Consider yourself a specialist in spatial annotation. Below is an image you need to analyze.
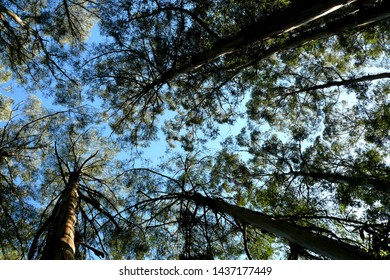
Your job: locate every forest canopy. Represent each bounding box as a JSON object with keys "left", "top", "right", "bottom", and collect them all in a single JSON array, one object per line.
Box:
[{"left": 0, "top": 0, "right": 389, "bottom": 260}]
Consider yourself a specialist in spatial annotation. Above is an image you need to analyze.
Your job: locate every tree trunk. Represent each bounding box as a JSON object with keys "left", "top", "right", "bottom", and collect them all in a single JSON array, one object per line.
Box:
[
  {"left": 147, "top": 1, "right": 390, "bottom": 89},
  {"left": 285, "top": 72, "right": 390, "bottom": 95},
  {"left": 187, "top": 0, "right": 355, "bottom": 67},
  {"left": 41, "top": 172, "right": 79, "bottom": 260},
  {"left": 291, "top": 171, "right": 390, "bottom": 194},
  {"left": 186, "top": 192, "right": 371, "bottom": 259}
]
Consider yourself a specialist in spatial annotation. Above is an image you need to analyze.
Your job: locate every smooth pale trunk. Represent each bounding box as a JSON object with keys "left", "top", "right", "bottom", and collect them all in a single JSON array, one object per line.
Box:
[
  {"left": 165, "top": 1, "right": 357, "bottom": 76},
  {"left": 188, "top": 1, "right": 356, "bottom": 66},
  {"left": 188, "top": 193, "right": 369, "bottom": 259},
  {"left": 148, "top": 1, "right": 390, "bottom": 88}
]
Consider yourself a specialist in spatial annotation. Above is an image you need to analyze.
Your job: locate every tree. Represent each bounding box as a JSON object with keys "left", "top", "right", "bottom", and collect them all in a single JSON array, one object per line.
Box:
[
  {"left": 118, "top": 150, "right": 385, "bottom": 259},
  {"left": 0, "top": 95, "right": 67, "bottom": 259},
  {"left": 185, "top": 192, "right": 369, "bottom": 260},
  {"left": 0, "top": 0, "right": 98, "bottom": 102},
  {"left": 0, "top": 0, "right": 389, "bottom": 260},
  {"left": 84, "top": 0, "right": 390, "bottom": 145},
  {"left": 26, "top": 114, "right": 135, "bottom": 260}
]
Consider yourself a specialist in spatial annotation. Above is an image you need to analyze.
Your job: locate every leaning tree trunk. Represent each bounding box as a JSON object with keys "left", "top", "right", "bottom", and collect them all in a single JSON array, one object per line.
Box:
[
  {"left": 147, "top": 0, "right": 390, "bottom": 92},
  {"left": 291, "top": 170, "right": 390, "bottom": 194},
  {"left": 150, "top": 1, "right": 356, "bottom": 83},
  {"left": 41, "top": 172, "right": 80, "bottom": 260},
  {"left": 186, "top": 192, "right": 371, "bottom": 260},
  {"left": 186, "top": 0, "right": 354, "bottom": 66}
]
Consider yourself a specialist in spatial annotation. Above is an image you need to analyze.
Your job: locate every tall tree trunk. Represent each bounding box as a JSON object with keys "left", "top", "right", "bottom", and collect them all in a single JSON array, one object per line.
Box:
[
  {"left": 41, "top": 172, "right": 80, "bottom": 260},
  {"left": 187, "top": 0, "right": 355, "bottom": 67},
  {"left": 291, "top": 171, "right": 390, "bottom": 194},
  {"left": 147, "top": 1, "right": 390, "bottom": 90},
  {"left": 186, "top": 192, "right": 371, "bottom": 259}
]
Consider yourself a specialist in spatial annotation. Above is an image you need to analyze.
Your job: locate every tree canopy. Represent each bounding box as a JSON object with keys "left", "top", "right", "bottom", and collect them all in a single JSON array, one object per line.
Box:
[{"left": 0, "top": 0, "right": 389, "bottom": 260}]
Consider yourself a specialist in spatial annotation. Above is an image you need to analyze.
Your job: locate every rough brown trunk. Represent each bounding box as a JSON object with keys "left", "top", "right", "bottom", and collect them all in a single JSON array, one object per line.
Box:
[
  {"left": 41, "top": 172, "right": 79, "bottom": 260},
  {"left": 187, "top": 192, "right": 370, "bottom": 259}
]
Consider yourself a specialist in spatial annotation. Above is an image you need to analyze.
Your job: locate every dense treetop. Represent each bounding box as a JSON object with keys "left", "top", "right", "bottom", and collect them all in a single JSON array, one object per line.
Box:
[{"left": 0, "top": 0, "right": 389, "bottom": 260}]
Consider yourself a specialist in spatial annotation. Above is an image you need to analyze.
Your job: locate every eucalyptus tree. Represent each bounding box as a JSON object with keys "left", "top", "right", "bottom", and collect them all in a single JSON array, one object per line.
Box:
[
  {"left": 25, "top": 112, "right": 139, "bottom": 260},
  {"left": 0, "top": 0, "right": 98, "bottom": 99},
  {"left": 1, "top": 0, "right": 389, "bottom": 260},
  {"left": 0, "top": 95, "right": 68, "bottom": 259},
  {"left": 211, "top": 127, "right": 390, "bottom": 258},
  {"left": 113, "top": 155, "right": 247, "bottom": 260},
  {"left": 120, "top": 151, "right": 385, "bottom": 260},
  {"left": 83, "top": 0, "right": 390, "bottom": 147},
  {"left": 0, "top": 98, "right": 150, "bottom": 260},
  {"left": 79, "top": 0, "right": 389, "bottom": 259}
]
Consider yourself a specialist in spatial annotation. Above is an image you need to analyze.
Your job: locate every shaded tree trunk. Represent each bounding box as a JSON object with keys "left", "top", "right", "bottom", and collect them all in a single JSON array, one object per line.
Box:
[
  {"left": 291, "top": 171, "right": 390, "bottom": 193},
  {"left": 184, "top": 0, "right": 356, "bottom": 70},
  {"left": 41, "top": 172, "right": 80, "bottom": 260},
  {"left": 283, "top": 72, "right": 390, "bottom": 95},
  {"left": 186, "top": 192, "right": 371, "bottom": 259},
  {"left": 147, "top": 0, "right": 390, "bottom": 90}
]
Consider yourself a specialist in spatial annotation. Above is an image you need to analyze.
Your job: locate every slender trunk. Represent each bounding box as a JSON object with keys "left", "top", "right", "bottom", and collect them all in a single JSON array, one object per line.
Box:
[
  {"left": 186, "top": 192, "right": 370, "bottom": 259},
  {"left": 186, "top": 1, "right": 356, "bottom": 69},
  {"left": 291, "top": 171, "right": 390, "bottom": 194},
  {"left": 41, "top": 172, "right": 79, "bottom": 260},
  {"left": 285, "top": 72, "right": 390, "bottom": 95},
  {"left": 148, "top": 1, "right": 390, "bottom": 89},
  {"left": 227, "top": 1, "right": 390, "bottom": 71}
]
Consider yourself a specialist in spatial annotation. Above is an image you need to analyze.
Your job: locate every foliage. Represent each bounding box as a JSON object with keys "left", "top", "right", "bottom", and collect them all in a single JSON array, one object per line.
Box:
[{"left": 0, "top": 0, "right": 389, "bottom": 260}]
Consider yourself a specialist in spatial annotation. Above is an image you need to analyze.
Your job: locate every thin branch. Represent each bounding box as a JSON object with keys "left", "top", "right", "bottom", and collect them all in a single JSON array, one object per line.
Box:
[
  {"left": 79, "top": 191, "right": 121, "bottom": 231},
  {"left": 0, "top": 3, "right": 78, "bottom": 84},
  {"left": 131, "top": 5, "right": 220, "bottom": 39},
  {"left": 235, "top": 220, "right": 253, "bottom": 260},
  {"left": 129, "top": 168, "right": 183, "bottom": 188},
  {"left": 79, "top": 206, "right": 108, "bottom": 258},
  {"left": 54, "top": 142, "right": 68, "bottom": 186},
  {"left": 27, "top": 215, "right": 54, "bottom": 260},
  {"left": 282, "top": 72, "right": 390, "bottom": 95},
  {"left": 0, "top": 197, "right": 26, "bottom": 258}
]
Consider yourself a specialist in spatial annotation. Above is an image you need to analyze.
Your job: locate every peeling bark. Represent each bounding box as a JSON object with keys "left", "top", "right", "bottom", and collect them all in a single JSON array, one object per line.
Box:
[{"left": 41, "top": 172, "right": 79, "bottom": 260}]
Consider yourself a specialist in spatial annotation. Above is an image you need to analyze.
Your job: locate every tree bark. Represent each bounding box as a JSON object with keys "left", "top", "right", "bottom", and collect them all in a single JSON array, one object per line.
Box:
[
  {"left": 186, "top": 192, "right": 371, "bottom": 259},
  {"left": 225, "top": 1, "right": 390, "bottom": 72},
  {"left": 284, "top": 72, "right": 390, "bottom": 95},
  {"left": 176, "top": 1, "right": 347, "bottom": 72},
  {"left": 41, "top": 172, "right": 79, "bottom": 260},
  {"left": 146, "top": 1, "right": 390, "bottom": 90},
  {"left": 186, "top": 1, "right": 356, "bottom": 69},
  {"left": 291, "top": 171, "right": 390, "bottom": 194}
]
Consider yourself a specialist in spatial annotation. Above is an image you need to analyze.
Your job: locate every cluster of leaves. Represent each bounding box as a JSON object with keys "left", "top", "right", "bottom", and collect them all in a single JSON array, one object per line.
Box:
[{"left": 0, "top": 0, "right": 389, "bottom": 259}]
